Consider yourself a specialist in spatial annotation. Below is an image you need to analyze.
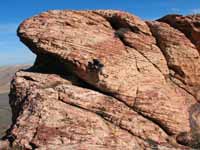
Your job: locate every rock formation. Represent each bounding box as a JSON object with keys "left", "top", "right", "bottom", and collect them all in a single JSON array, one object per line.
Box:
[{"left": 1, "top": 10, "right": 200, "bottom": 149}]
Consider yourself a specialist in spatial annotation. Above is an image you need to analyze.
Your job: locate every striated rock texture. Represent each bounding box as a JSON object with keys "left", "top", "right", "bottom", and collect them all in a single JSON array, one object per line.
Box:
[
  {"left": 1, "top": 10, "right": 200, "bottom": 149},
  {"left": 158, "top": 14, "right": 200, "bottom": 51}
]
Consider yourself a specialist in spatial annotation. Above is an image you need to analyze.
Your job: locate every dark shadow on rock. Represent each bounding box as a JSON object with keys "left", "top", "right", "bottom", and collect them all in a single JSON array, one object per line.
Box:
[{"left": 177, "top": 103, "right": 200, "bottom": 148}]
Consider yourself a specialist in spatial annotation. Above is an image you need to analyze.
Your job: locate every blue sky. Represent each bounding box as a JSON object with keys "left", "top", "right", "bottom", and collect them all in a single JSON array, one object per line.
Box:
[{"left": 0, "top": 0, "right": 200, "bottom": 66}]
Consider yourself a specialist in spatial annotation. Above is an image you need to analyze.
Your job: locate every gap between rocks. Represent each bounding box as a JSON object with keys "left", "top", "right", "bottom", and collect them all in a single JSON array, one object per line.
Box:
[{"left": 146, "top": 22, "right": 198, "bottom": 101}]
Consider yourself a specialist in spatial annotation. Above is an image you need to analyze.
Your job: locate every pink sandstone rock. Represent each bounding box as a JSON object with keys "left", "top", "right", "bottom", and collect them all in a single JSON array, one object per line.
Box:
[{"left": 1, "top": 10, "right": 200, "bottom": 149}]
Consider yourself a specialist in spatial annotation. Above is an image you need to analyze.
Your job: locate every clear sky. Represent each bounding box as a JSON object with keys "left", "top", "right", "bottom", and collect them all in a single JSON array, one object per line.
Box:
[{"left": 0, "top": 0, "right": 200, "bottom": 66}]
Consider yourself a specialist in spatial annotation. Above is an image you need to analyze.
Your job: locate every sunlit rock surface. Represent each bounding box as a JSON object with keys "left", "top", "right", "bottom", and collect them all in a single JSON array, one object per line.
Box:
[{"left": 1, "top": 10, "right": 200, "bottom": 149}]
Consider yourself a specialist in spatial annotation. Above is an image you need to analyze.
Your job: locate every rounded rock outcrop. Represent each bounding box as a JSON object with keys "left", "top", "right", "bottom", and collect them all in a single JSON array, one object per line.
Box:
[{"left": 1, "top": 10, "right": 200, "bottom": 149}]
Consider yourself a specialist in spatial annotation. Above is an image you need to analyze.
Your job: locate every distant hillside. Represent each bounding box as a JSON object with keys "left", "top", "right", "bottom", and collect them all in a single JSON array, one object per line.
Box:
[
  {"left": 0, "top": 64, "right": 31, "bottom": 94},
  {"left": 0, "top": 93, "right": 11, "bottom": 136},
  {"left": 0, "top": 64, "right": 31, "bottom": 137}
]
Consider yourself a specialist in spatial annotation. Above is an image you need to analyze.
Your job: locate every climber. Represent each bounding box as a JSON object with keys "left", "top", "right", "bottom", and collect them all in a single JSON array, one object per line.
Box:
[{"left": 88, "top": 59, "right": 108, "bottom": 78}]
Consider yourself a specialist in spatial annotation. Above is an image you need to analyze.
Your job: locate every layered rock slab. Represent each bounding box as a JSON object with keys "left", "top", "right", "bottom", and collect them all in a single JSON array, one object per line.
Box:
[
  {"left": 1, "top": 10, "right": 200, "bottom": 149},
  {"left": 7, "top": 71, "right": 176, "bottom": 149}
]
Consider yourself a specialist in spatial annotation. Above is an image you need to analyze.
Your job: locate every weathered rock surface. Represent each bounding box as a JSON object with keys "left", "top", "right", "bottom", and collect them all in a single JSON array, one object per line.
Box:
[
  {"left": 1, "top": 10, "right": 200, "bottom": 149},
  {"left": 158, "top": 14, "right": 200, "bottom": 51}
]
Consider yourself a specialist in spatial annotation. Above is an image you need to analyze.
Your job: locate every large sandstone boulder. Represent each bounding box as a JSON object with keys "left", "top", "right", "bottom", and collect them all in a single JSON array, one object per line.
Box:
[{"left": 1, "top": 10, "right": 200, "bottom": 149}]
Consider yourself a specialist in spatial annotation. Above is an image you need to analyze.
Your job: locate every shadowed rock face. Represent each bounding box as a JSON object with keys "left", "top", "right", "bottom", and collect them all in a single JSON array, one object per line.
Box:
[
  {"left": 1, "top": 10, "right": 200, "bottom": 149},
  {"left": 158, "top": 14, "right": 200, "bottom": 51}
]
